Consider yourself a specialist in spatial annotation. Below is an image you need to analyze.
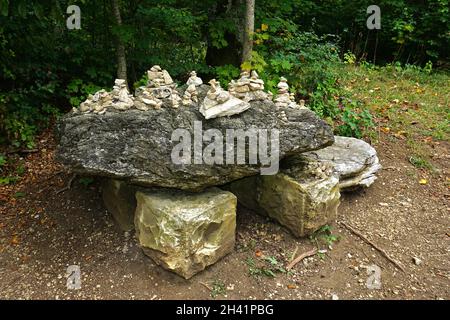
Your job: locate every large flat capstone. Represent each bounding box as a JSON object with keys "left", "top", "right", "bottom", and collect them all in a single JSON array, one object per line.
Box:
[{"left": 56, "top": 89, "right": 334, "bottom": 191}]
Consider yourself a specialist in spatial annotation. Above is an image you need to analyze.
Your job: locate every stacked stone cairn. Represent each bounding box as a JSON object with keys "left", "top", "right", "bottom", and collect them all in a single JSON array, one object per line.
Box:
[
  {"left": 135, "top": 65, "right": 181, "bottom": 110},
  {"left": 75, "top": 79, "right": 134, "bottom": 114},
  {"left": 199, "top": 79, "right": 251, "bottom": 119},
  {"left": 228, "top": 70, "right": 268, "bottom": 102},
  {"left": 182, "top": 71, "right": 203, "bottom": 106},
  {"left": 59, "top": 65, "right": 382, "bottom": 279},
  {"left": 274, "top": 76, "right": 300, "bottom": 109}
]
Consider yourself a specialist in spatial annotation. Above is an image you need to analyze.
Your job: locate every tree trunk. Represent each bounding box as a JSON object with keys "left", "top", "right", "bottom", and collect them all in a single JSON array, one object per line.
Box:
[
  {"left": 241, "top": 0, "right": 254, "bottom": 64},
  {"left": 111, "top": 0, "right": 128, "bottom": 84}
]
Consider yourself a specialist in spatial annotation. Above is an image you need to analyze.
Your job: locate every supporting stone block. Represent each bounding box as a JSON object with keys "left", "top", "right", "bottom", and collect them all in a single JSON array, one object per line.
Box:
[{"left": 134, "top": 187, "right": 237, "bottom": 279}]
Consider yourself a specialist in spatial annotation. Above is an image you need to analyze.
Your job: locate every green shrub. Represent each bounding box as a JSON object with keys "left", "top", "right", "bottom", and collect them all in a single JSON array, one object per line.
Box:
[
  {"left": 336, "top": 99, "right": 374, "bottom": 138},
  {"left": 215, "top": 64, "right": 240, "bottom": 88},
  {"left": 0, "top": 89, "right": 59, "bottom": 149},
  {"left": 244, "top": 22, "right": 342, "bottom": 118},
  {"left": 66, "top": 79, "right": 104, "bottom": 108},
  {"left": 246, "top": 23, "right": 375, "bottom": 138}
]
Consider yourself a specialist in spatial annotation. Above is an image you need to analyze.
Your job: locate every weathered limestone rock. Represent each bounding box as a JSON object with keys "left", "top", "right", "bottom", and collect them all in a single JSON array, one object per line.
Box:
[
  {"left": 199, "top": 79, "right": 251, "bottom": 119},
  {"left": 56, "top": 92, "right": 334, "bottom": 191},
  {"left": 302, "top": 136, "right": 382, "bottom": 190},
  {"left": 101, "top": 179, "right": 136, "bottom": 231},
  {"left": 134, "top": 188, "right": 237, "bottom": 279},
  {"left": 226, "top": 157, "right": 340, "bottom": 237}
]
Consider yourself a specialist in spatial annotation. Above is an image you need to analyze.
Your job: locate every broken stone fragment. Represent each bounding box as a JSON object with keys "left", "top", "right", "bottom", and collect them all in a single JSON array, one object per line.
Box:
[
  {"left": 226, "top": 157, "right": 340, "bottom": 237},
  {"left": 162, "top": 70, "right": 174, "bottom": 85},
  {"left": 301, "top": 136, "right": 382, "bottom": 190},
  {"left": 199, "top": 79, "right": 251, "bottom": 119},
  {"left": 79, "top": 100, "right": 92, "bottom": 113},
  {"left": 147, "top": 65, "right": 162, "bottom": 80},
  {"left": 134, "top": 187, "right": 237, "bottom": 279},
  {"left": 200, "top": 95, "right": 250, "bottom": 119},
  {"left": 234, "top": 85, "right": 250, "bottom": 93},
  {"left": 101, "top": 179, "right": 136, "bottom": 231}
]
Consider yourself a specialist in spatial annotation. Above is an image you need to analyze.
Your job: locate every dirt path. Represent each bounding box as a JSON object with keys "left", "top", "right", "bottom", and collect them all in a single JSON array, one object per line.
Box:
[{"left": 0, "top": 132, "right": 449, "bottom": 300}]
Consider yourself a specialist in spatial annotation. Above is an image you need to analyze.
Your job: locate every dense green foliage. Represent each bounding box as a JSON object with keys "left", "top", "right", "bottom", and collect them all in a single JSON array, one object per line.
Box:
[{"left": 0, "top": 0, "right": 448, "bottom": 148}]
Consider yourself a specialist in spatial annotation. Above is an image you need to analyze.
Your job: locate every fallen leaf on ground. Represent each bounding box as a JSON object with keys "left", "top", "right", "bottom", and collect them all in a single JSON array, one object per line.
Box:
[
  {"left": 394, "top": 130, "right": 407, "bottom": 139},
  {"left": 11, "top": 235, "right": 20, "bottom": 245},
  {"left": 419, "top": 179, "right": 428, "bottom": 185},
  {"left": 287, "top": 284, "right": 297, "bottom": 289}
]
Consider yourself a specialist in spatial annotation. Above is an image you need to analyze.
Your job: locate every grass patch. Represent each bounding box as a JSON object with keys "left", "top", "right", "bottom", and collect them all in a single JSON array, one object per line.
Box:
[
  {"left": 210, "top": 280, "right": 226, "bottom": 299},
  {"left": 408, "top": 154, "right": 433, "bottom": 170},
  {"left": 339, "top": 64, "right": 449, "bottom": 142},
  {"left": 338, "top": 63, "right": 449, "bottom": 172},
  {"left": 246, "top": 256, "right": 287, "bottom": 278}
]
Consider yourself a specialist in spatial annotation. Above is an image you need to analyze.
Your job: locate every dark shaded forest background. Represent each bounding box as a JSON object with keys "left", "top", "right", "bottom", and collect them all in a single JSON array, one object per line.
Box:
[{"left": 0, "top": 0, "right": 448, "bottom": 148}]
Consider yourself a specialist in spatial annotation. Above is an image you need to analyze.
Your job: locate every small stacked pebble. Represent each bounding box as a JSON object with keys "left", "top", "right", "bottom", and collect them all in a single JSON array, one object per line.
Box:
[
  {"left": 111, "top": 79, "right": 134, "bottom": 111},
  {"left": 182, "top": 71, "right": 203, "bottom": 106},
  {"left": 78, "top": 89, "right": 111, "bottom": 114},
  {"left": 274, "top": 77, "right": 291, "bottom": 108},
  {"left": 206, "top": 79, "right": 231, "bottom": 103},
  {"left": 135, "top": 65, "right": 181, "bottom": 109},
  {"left": 76, "top": 79, "right": 133, "bottom": 114},
  {"left": 229, "top": 70, "right": 267, "bottom": 102},
  {"left": 186, "top": 71, "right": 203, "bottom": 87}
]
